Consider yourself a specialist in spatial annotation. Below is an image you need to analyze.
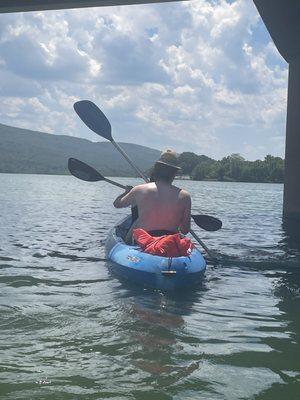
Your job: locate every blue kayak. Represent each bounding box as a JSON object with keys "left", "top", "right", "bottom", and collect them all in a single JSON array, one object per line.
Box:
[{"left": 105, "top": 216, "right": 206, "bottom": 290}]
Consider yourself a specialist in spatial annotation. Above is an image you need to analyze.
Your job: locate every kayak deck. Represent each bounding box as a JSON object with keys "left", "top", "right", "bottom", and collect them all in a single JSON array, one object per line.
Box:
[{"left": 105, "top": 215, "right": 206, "bottom": 290}]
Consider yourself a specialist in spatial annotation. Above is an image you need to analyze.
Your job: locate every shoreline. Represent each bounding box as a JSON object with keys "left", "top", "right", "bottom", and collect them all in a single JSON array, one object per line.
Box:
[{"left": 0, "top": 171, "right": 284, "bottom": 184}]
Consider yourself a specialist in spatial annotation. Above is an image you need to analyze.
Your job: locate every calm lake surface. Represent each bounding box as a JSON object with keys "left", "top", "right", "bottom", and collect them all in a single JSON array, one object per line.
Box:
[{"left": 0, "top": 173, "right": 299, "bottom": 399}]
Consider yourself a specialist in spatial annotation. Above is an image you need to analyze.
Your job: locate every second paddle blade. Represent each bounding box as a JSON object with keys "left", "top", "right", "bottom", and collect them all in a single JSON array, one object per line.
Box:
[
  {"left": 68, "top": 158, "right": 103, "bottom": 182},
  {"left": 192, "top": 215, "right": 222, "bottom": 231},
  {"left": 74, "top": 100, "right": 112, "bottom": 141}
]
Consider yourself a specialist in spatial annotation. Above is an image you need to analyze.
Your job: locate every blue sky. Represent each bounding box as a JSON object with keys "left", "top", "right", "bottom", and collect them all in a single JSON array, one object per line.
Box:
[{"left": 0, "top": 0, "right": 288, "bottom": 160}]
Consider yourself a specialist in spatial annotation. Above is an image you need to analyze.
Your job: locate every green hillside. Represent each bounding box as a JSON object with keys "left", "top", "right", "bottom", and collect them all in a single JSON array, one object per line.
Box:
[{"left": 0, "top": 123, "right": 161, "bottom": 176}]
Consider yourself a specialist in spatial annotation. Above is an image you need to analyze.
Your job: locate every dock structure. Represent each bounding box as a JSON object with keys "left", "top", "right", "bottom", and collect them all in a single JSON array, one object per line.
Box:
[
  {"left": 1, "top": 0, "right": 299, "bottom": 225},
  {"left": 253, "top": 1, "right": 300, "bottom": 226},
  {"left": 0, "top": 0, "right": 181, "bottom": 13}
]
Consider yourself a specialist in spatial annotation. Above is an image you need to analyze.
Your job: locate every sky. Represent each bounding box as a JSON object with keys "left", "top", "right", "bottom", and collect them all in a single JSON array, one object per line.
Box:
[{"left": 0, "top": 0, "right": 288, "bottom": 160}]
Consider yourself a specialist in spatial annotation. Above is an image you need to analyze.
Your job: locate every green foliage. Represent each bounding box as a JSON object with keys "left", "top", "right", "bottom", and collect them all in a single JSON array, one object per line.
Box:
[
  {"left": 0, "top": 123, "right": 161, "bottom": 176},
  {"left": 178, "top": 152, "right": 284, "bottom": 183},
  {"left": 177, "top": 152, "right": 212, "bottom": 175},
  {"left": 0, "top": 123, "right": 285, "bottom": 184},
  {"left": 191, "top": 160, "right": 215, "bottom": 181}
]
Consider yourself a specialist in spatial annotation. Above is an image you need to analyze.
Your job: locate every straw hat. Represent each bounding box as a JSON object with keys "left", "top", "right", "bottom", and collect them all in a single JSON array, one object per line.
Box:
[{"left": 155, "top": 149, "right": 181, "bottom": 170}]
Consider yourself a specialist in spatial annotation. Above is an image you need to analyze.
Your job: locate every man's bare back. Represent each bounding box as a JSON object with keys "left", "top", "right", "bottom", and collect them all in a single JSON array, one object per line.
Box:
[{"left": 113, "top": 181, "right": 191, "bottom": 234}]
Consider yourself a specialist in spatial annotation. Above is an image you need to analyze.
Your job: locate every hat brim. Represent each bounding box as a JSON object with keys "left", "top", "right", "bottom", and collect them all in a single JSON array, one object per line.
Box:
[{"left": 155, "top": 160, "right": 181, "bottom": 170}]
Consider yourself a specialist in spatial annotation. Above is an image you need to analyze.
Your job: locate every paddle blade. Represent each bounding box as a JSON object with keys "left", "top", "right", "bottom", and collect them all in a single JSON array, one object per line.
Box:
[
  {"left": 74, "top": 100, "right": 112, "bottom": 141},
  {"left": 192, "top": 215, "right": 222, "bottom": 232},
  {"left": 68, "top": 158, "right": 104, "bottom": 182}
]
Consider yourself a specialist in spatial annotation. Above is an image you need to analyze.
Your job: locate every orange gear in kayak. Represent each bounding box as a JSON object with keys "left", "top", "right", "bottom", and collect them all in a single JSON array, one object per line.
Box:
[{"left": 133, "top": 229, "right": 194, "bottom": 257}]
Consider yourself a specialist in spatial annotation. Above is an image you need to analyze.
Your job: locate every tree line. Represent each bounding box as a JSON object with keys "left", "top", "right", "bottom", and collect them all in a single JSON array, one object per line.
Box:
[{"left": 177, "top": 152, "right": 284, "bottom": 183}]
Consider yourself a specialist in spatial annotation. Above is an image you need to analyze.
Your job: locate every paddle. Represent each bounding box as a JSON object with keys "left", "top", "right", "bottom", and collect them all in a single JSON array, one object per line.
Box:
[
  {"left": 68, "top": 158, "right": 222, "bottom": 233},
  {"left": 74, "top": 100, "right": 148, "bottom": 181},
  {"left": 73, "top": 100, "right": 218, "bottom": 260},
  {"left": 68, "top": 157, "right": 125, "bottom": 189},
  {"left": 192, "top": 214, "right": 222, "bottom": 232}
]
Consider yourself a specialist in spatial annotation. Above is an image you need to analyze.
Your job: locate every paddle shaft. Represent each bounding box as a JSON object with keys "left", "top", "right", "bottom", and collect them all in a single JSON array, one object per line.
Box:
[
  {"left": 105, "top": 176, "right": 127, "bottom": 189},
  {"left": 189, "top": 230, "right": 213, "bottom": 257},
  {"left": 112, "top": 140, "right": 149, "bottom": 182}
]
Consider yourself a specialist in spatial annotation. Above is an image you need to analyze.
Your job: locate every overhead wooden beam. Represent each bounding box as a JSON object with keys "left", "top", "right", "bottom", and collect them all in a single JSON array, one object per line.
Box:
[{"left": 0, "top": 0, "right": 184, "bottom": 14}]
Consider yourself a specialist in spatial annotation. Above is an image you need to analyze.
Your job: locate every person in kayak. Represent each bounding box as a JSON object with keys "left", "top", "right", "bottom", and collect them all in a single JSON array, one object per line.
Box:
[{"left": 113, "top": 150, "right": 191, "bottom": 242}]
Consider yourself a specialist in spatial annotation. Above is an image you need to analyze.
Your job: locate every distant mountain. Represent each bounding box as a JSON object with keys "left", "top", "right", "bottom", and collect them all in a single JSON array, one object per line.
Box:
[{"left": 0, "top": 123, "right": 161, "bottom": 176}]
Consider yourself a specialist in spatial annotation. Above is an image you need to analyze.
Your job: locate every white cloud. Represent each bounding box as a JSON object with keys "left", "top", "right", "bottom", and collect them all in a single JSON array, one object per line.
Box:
[{"left": 0, "top": 0, "right": 288, "bottom": 160}]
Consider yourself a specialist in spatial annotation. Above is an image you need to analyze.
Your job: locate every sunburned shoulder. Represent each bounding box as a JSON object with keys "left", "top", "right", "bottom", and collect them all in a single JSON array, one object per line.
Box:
[
  {"left": 132, "top": 183, "right": 154, "bottom": 192},
  {"left": 169, "top": 185, "right": 191, "bottom": 200},
  {"left": 178, "top": 188, "right": 191, "bottom": 200}
]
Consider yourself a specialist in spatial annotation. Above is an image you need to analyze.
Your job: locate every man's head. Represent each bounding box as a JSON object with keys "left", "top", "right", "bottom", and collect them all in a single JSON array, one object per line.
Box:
[{"left": 151, "top": 149, "right": 181, "bottom": 183}]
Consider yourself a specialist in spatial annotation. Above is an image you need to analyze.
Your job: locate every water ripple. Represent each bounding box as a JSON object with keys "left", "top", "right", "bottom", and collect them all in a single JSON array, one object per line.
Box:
[{"left": 0, "top": 175, "right": 299, "bottom": 399}]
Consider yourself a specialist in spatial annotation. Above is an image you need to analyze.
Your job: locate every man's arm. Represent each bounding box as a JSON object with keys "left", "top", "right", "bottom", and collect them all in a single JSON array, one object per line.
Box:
[
  {"left": 113, "top": 186, "right": 136, "bottom": 208},
  {"left": 179, "top": 191, "right": 191, "bottom": 234}
]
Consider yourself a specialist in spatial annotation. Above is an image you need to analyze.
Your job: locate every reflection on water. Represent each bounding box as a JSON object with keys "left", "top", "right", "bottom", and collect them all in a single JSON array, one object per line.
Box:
[
  {"left": 255, "top": 268, "right": 300, "bottom": 400},
  {"left": 0, "top": 174, "right": 299, "bottom": 399},
  {"left": 281, "top": 219, "right": 300, "bottom": 258}
]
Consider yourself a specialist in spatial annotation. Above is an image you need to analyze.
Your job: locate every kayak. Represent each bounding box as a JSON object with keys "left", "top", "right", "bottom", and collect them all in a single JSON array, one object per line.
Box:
[{"left": 105, "top": 216, "right": 206, "bottom": 290}]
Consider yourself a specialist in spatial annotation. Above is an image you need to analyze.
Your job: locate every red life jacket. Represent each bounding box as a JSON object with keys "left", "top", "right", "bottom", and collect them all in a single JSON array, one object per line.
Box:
[{"left": 133, "top": 229, "right": 194, "bottom": 257}]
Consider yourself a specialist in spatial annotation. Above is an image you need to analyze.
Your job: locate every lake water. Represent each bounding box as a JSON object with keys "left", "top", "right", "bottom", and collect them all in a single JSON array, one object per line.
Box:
[{"left": 0, "top": 174, "right": 299, "bottom": 399}]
